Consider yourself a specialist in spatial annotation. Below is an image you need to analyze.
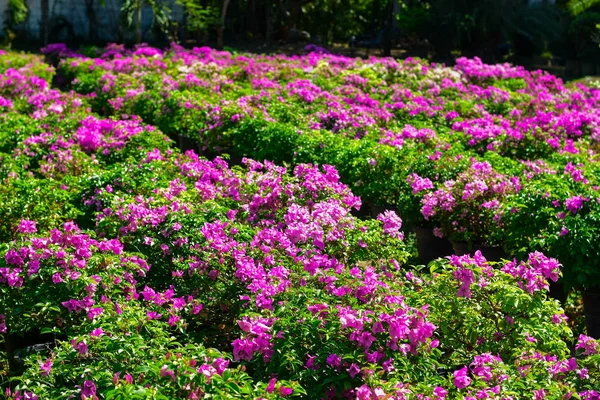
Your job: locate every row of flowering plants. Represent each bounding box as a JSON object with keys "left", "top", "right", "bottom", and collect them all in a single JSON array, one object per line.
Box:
[
  {"left": 49, "top": 43, "right": 600, "bottom": 297},
  {"left": 0, "top": 48, "right": 599, "bottom": 398}
]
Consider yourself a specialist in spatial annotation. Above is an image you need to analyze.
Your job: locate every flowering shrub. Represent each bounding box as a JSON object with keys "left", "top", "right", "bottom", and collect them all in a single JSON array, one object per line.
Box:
[
  {"left": 1, "top": 46, "right": 600, "bottom": 399},
  {"left": 418, "top": 159, "right": 521, "bottom": 245}
]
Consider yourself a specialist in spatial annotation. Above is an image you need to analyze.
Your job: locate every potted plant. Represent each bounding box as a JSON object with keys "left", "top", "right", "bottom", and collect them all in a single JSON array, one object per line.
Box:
[
  {"left": 419, "top": 158, "right": 520, "bottom": 261},
  {"left": 395, "top": 141, "right": 471, "bottom": 264}
]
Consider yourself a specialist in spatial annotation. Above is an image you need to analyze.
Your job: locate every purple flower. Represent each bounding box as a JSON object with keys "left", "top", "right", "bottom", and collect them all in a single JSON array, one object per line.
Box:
[
  {"left": 433, "top": 386, "right": 448, "bottom": 399},
  {"left": 305, "top": 354, "right": 319, "bottom": 370},
  {"left": 565, "top": 195, "right": 584, "bottom": 214},
  {"left": 5, "top": 249, "right": 24, "bottom": 266},
  {"left": 18, "top": 220, "right": 37, "bottom": 234},
  {"left": 90, "top": 328, "right": 103, "bottom": 337},
  {"left": 347, "top": 363, "right": 361, "bottom": 378},
  {"left": 382, "top": 357, "right": 395, "bottom": 373},
  {"left": 326, "top": 353, "right": 342, "bottom": 368},
  {"left": 266, "top": 378, "right": 277, "bottom": 393},
  {"left": 72, "top": 339, "right": 88, "bottom": 355},
  {"left": 356, "top": 385, "right": 373, "bottom": 400},
  {"left": 81, "top": 380, "right": 96, "bottom": 399},
  {"left": 576, "top": 335, "right": 598, "bottom": 355},
  {"left": 168, "top": 314, "right": 180, "bottom": 326},
  {"left": 52, "top": 273, "right": 63, "bottom": 284},
  {"left": 39, "top": 358, "right": 52, "bottom": 377},
  {"left": 147, "top": 311, "right": 162, "bottom": 320},
  {"left": 160, "top": 365, "right": 176, "bottom": 380},
  {"left": 407, "top": 173, "right": 434, "bottom": 194},
  {"left": 453, "top": 366, "right": 472, "bottom": 389},
  {"left": 525, "top": 333, "right": 537, "bottom": 343},
  {"left": 377, "top": 210, "right": 404, "bottom": 240}
]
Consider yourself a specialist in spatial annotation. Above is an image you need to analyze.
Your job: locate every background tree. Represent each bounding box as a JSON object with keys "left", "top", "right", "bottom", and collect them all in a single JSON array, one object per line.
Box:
[
  {"left": 120, "top": 0, "right": 172, "bottom": 44},
  {"left": 4, "top": 0, "right": 28, "bottom": 47},
  {"left": 426, "top": 0, "right": 561, "bottom": 62},
  {"left": 176, "top": 0, "right": 217, "bottom": 43},
  {"left": 40, "top": 0, "right": 49, "bottom": 45},
  {"left": 85, "top": 0, "right": 99, "bottom": 43},
  {"left": 567, "top": 0, "right": 600, "bottom": 14}
]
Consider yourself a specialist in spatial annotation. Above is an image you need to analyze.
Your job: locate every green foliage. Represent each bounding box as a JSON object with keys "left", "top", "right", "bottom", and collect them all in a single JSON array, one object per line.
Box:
[
  {"left": 568, "top": 11, "right": 600, "bottom": 61},
  {"left": 7, "top": 0, "right": 27, "bottom": 25},
  {"left": 567, "top": 0, "right": 600, "bottom": 15},
  {"left": 176, "top": 0, "right": 218, "bottom": 32}
]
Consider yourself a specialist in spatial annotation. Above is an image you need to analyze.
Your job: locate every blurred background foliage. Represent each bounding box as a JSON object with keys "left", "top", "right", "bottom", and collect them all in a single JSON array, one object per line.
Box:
[{"left": 2, "top": 0, "right": 600, "bottom": 74}]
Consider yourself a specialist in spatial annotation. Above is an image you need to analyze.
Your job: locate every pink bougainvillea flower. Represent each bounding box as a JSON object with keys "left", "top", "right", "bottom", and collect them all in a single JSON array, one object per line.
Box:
[{"left": 453, "top": 366, "right": 472, "bottom": 389}]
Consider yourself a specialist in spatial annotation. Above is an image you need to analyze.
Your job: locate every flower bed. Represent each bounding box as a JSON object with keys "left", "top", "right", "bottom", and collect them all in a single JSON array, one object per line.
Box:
[
  {"left": 0, "top": 47, "right": 599, "bottom": 399},
  {"left": 51, "top": 44, "right": 600, "bottom": 294}
]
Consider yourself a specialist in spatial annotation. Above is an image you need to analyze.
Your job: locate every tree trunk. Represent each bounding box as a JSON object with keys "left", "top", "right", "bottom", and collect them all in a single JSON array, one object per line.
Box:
[
  {"left": 136, "top": 1, "right": 142, "bottom": 43},
  {"left": 265, "top": 0, "right": 272, "bottom": 45},
  {"left": 40, "top": 0, "right": 49, "bottom": 45},
  {"left": 289, "top": 0, "right": 300, "bottom": 29},
  {"left": 85, "top": 0, "right": 98, "bottom": 43},
  {"left": 217, "top": 0, "right": 231, "bottom": 48},
  {"left": 247, "top": 0, "right": 256, "bottom": 36},
  {"left": 382, "top": 0, "right": 396, "bottom": 57}
]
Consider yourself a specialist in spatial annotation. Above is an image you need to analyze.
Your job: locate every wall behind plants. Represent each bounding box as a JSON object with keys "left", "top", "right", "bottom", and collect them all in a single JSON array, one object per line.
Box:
[{"left": 1, "top": 0, "right": 184, "bottom": 45}]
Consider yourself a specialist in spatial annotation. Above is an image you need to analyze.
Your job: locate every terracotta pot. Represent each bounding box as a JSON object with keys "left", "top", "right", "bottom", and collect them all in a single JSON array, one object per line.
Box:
[
  {"left": 583, "top": 290, "right": 600, "bottom": 339},
  {"left": 415, "top": 227, "right": 454, "bottom": 264}
]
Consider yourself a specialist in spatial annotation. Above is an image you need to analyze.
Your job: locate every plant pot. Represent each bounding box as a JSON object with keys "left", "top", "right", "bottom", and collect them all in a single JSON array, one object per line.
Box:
[
  {"left": 350, "top": 202, "right": 371, "bottom": 218},
  {"left": 4, "top": 330, "right": 62, "bottom": 373},
  {"left": 226, "top": 154, "right": 244, "bottom": 167},
  {"left": 415, "top": 227, "right": 454, "bottom": 265},
  {"left": 450, "top": 241, "right": 507, "bottom": 262},
  {"left": 471, "top": 243, "right": 507, "bottom": 262},
  {"left": 583, "top": 290, "right": 600, "bottom": 339},
  {"left": 369, "top": 204, "right": 398, "bottom": 218},
  {"left": 177, "top": 134, "right": 200, "bottom": 154},
  {"left": 451, "top": 240, "right": 470, "bottom": 256},
  {"left": 548, "top": 281, "right": 567, "bottom": 305}
]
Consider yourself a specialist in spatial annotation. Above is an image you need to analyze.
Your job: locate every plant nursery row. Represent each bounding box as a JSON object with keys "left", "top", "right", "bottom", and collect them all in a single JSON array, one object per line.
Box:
[{"left": 0, "top": 44, "right": 598, "bottom": 399}]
